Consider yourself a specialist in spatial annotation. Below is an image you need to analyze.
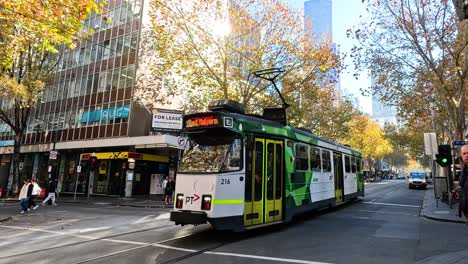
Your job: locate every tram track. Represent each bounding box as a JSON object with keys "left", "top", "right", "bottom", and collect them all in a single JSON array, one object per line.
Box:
[
  {"left": 0, "top": 222, "right": 175, "bottom": 261},
  {"left": 71, "top": 227, "right": 268, "bottom": 264}
]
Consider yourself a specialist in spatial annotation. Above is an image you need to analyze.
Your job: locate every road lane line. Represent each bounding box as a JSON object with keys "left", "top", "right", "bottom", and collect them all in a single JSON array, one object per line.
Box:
[
  {"left": 72, "top": 244, "right": 152, "bottom": 264},
  {"left": 205, "top": 251, "right": 331, "bottom": 264},
  {"left": 346, "top": 209, "right": 418, "bottom": 216},
  {"left": 383, "top": 190, "right": 396, "bottom": 197},
  {"left": 133, "top": 215, "right": 155, "bottom": 224},
  {"left": 1, "top": 224, "right": 332, "bottom": 264},
  {"left": 362, "top": 202, "right": 420, "bottom": 208}
]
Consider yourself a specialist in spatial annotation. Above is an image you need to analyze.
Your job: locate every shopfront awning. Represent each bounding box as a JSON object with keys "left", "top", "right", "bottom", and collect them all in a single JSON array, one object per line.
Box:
[{"left": 54, "top": 134, "right": 185, "bottom": 151}]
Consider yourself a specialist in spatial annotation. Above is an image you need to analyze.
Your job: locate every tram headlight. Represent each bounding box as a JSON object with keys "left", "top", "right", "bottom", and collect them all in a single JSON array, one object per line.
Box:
[
  {"left": 176, "top": 193, "right": 184, "bottom": 209},
  {"left": 201, "top": 195, "right": 212, "bottom": 211}
]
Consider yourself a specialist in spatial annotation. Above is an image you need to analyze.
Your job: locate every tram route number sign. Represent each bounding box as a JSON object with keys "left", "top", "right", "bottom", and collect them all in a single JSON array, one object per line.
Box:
[{"left": 185, "top": 194, "right": 200, "bottom": 204}]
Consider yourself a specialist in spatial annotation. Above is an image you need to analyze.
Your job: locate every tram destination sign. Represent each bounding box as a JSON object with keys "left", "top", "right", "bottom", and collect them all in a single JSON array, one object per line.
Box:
[
  {"left": 185, "top": 115, "right": 220, "bottom": 128},
  {"left": 152, "top": 108, "right": 184, "bottom": 132}
]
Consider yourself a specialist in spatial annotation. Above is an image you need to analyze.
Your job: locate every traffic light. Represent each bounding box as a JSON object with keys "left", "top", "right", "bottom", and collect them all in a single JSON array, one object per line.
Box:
[
  {"left": 435, "top": 144, "right": 452, "bottom": 167},
  {"left": 90, "top": 155, "right": 98, "bottom": 170}
]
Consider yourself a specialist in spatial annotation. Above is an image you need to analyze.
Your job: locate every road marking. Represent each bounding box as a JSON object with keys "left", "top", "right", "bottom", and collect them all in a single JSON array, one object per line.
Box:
[
  {"left": 155, "top": 213, "right": 170, "bottom": 220},
  {"left": 21, "top": 210, "right": 67, "bottom": 216},
  {"left": 76, "top": 227, "right": 112, "bottom": 233},
  {"left": 204, "top": 251, "right": 331, "bottom": 264},
  {"left": 133, "top": 215, "right": 155, "bottom": 224},
  {"left": 362, "top": 202, "right": 420, "bottom": 208},
  {"left": 72, "top": 244, "right": 153, "bottom": 264},
  {"left": 1, "top": 223, "right": 332, "bottom": 264},
  {"left": 346, "top": 209, "right": 417, "bottom": 216},
  {"left": 383, "top": 190, "right": 395, "bottom": 197}
]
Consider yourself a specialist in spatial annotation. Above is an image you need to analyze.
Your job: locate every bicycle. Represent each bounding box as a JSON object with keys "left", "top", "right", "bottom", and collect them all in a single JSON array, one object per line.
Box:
[{"left": 449, "top": 186, "right": 462, "bottom": 208}]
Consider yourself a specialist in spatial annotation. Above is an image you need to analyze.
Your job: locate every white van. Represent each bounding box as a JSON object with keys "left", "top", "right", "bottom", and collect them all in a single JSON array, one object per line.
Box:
[{"left": 408, "top": 169, "right": 427, "bottom": 190}]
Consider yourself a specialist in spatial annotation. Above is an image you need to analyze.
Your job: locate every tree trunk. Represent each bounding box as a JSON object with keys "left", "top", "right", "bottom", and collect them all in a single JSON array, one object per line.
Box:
[{"left": 11, "top": 134, "right": 22, "bottom": 197}]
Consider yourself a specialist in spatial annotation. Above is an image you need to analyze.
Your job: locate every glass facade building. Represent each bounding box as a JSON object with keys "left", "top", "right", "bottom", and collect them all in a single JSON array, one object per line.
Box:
[{"left": 0, "top": 0, "right": 178, "bottom": 197}]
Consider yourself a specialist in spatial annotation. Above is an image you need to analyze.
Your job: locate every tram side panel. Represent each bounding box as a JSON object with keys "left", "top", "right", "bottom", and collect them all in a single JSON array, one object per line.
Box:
[
  {"left": 309, "top": 148, "right": 335, "bottom": 206},
  {"left": 343, "top": 155, "right": 356, "bottom": 198}
]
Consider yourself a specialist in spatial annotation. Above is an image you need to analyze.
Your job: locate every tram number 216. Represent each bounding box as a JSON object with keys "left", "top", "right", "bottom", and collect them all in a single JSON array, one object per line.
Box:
[{"left": 221, "top": 178, "right": 231, "bottom": 185}]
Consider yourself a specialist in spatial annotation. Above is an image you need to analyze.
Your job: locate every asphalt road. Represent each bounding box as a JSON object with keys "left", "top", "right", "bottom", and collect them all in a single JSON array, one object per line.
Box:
[{"left": 1, "top": 180, "right": 468, "bottom": 264}]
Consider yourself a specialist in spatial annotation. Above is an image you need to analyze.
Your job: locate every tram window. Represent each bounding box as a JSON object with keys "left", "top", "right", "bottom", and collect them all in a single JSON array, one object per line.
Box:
[
  {"left": 220, "top": 138, "right": 242, "bottom": 172},
  {"left": 345, "top": 155, "right": 351, "bottom": 173},
  {"left": 254, "top": 141, "right": 263, "bottom": 201},
  {"left": 357, "top": 158, "right": 362, "bottom": 172},
  {"left": 351, "top": 157, "right": 357, "bottom": 173},
  {"left": 310, "top": 147, "right": 321, "bottom": 171},
  {"left": 276, "top": 144, "right": 282, "bottom": 199},
  {"left": 295, "top": 144, "right": 308, "bottom": 171},
  {"left": 267, "top": 143, "right": 274, "bottom": 200},
  {"left": 322, "top": 151, "right": 331, "bottom": 172}
]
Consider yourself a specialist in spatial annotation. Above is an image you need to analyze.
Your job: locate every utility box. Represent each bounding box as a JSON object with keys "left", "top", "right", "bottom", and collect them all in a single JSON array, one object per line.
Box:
[{"left": 434, "top": 177, "right": 448, "bottom": 199}]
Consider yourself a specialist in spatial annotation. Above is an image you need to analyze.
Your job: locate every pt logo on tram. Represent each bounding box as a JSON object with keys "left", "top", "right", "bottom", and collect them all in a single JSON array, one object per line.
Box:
[{"left": 185, "top": 194, "right": 200, "bottom": 204}]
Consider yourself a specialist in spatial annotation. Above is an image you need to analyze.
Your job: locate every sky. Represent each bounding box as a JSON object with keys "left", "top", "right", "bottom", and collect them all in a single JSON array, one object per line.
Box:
[{"left": 281, "top": 0, "right": 373, "bottom": 115}]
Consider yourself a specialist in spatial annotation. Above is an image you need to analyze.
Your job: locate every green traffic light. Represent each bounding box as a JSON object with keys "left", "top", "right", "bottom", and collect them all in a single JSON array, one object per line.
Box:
[{"left": 442, "top": 158, "right": 447, "bottom": 163}]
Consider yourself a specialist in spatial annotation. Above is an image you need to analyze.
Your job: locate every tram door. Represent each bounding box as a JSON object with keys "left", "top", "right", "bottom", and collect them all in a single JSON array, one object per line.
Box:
[
  {"left": 244, "top": 138, "right": 283, "bottom": 226},
  {"left": 333, "top": 152, "right": 344, "bottom": 204}
]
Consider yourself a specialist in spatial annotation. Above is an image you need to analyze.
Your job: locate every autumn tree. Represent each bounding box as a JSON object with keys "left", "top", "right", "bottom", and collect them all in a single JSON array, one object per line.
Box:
[
  {"left": 138, "top": 0, "right": 338, "bottom": 115},
  {"left": 341, "top": 114, "right": 393, "bottom": 172},
  {"left": 349, "top": 0, "right": 467, "bottom": 141},
  {"left": 287, "top": 87, "right": 358, "bottom": 141},
  {"left": 0, "top": 0, "right": 100, "bottom": 194}
]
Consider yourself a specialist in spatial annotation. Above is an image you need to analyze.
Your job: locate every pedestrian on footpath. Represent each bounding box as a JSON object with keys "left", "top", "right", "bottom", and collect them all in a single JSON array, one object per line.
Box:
[
  {"left": 162, "top": 176, "right": 169, "bottom": 205},
  {"left": 458, "top": 145, "right": 468, "bottom": 225},
  {"left": 167, "top": 178, "right": 175, "bottom": 205},
  {"left": 28, "top": 178, "right": 41, "bottom": 210},
  {"left": 41, "top": 180, "right": 57, "bottom": 206},
  {"left": 18, "top": 179, "right": 31, "bottom": 214}
]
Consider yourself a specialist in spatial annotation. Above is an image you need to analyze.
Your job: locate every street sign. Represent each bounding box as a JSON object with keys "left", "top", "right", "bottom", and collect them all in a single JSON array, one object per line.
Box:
[
  {"left": 424, "top": 133, "right": 438, "bottom": 159},
  {"left": 177, "top": 136, "right": 186, "bottom": 147},
  {"left": 49, "top": 151, "right": 58, "bottom": 160},
  {"left": 77, "top": 165, "right": 82, "bottom": 173},
  {"left": 453, "top": 141, "right": 468, "bottom": 146}
]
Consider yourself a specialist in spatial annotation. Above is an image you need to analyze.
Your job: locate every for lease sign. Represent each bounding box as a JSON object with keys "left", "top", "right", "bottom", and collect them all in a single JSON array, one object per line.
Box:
[{"left": 152, "top": 109, "right": 184, "bottom": 130}]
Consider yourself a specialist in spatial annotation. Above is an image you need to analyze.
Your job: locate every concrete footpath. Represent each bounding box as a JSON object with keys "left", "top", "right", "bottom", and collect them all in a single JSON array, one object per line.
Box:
[
  {"left": 417, "top": 187, "right": 468, "bottom": 264},
  {"left": 0, "top": 195, "right": 172, "bottom": 222},
  {"left": 420, "top": 186, "right": 465, "bottom": 224}
]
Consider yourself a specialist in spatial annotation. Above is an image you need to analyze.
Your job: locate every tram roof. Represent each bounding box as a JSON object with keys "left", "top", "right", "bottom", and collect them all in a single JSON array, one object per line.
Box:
[{"left": 186, "top": 111, "right": 359, "bottom": 154}]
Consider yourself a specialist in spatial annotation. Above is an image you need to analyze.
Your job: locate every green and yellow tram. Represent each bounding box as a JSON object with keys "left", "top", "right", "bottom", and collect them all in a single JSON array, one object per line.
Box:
[{"left": 170, "top": 99, "right": 364, "bottom": 231}]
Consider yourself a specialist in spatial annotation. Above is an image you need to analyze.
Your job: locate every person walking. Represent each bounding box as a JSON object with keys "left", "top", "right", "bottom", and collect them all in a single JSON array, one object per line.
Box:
[
  {"left": 166, "top": 178, "right": 175, "bottom": 205},
  {"left": 28, "top": 178, "right": 41, "bottom": 210},
  {"left": 162, "top": 176, "right": 169, "bottom": 205},
  {"left": 41, "top": 180, "right": 57, "bottom": 206},
  {"left": 18, "top": 179, "right": 30, "bottom": 214},
  {"left": 459, "top": 145, "right": 468, "bottom": 225}
]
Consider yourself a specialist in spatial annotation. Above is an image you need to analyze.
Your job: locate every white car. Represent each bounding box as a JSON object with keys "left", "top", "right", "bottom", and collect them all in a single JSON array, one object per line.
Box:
[{"left": 408, "top": 172, "right": 427, "bottom": 190}]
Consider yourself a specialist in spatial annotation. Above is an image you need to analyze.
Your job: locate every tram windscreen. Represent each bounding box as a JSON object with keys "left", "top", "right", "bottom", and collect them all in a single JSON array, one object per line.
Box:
[{"left": 179, "top": 133, "right": 242, "bottom": 173}]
